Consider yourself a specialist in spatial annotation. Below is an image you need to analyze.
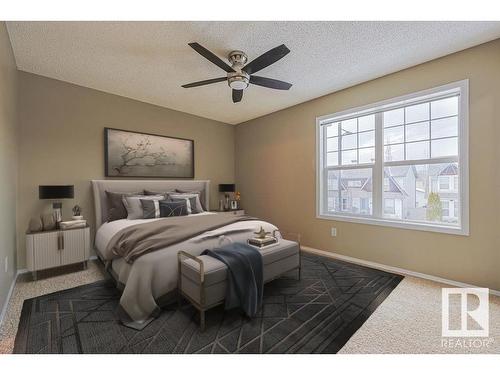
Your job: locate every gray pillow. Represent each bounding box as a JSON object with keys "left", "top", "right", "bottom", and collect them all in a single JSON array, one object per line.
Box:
[
  {"left": 141, "top": 199, "right": 188, "bottom": 218},
  {"left": 160, "top": 200, "right": 188, "bottom": 217},
  {"left": 169, "top": 197, "right": 200, "bottom": 214},
  {"left": 123, "top": 195, "right": 164, "bottom": 220},
  {"left": 105, "top": 191, "right": 142, "bottom": 222},
  {"left": 144, "top": 189, "right": 176, "bottom": 196},
  {"left": 168, "top": 193, "right": 204, "bottom": 213},
  {"left": 175, "top": 189, "right": 206, "bottom": 211}
]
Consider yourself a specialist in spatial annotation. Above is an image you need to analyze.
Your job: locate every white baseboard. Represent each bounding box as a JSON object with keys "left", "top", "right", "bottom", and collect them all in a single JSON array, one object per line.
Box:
[
  {"left": 0, "top": 270, "right": 22, "bottom": 326},
  {"left": 301, "top": 246, "right": 500, "bottom": 297}
]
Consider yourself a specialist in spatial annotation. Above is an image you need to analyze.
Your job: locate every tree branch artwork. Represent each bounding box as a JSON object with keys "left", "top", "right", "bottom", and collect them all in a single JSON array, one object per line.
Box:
[{"left": 113, "top": 135, "right": 174, "bottom": 175}]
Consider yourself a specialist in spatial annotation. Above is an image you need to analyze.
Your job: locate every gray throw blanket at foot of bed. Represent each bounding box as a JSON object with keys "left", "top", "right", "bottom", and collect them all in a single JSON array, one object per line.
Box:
[{"left": 202, "top": 243, "right": 263, "bottom": 317}]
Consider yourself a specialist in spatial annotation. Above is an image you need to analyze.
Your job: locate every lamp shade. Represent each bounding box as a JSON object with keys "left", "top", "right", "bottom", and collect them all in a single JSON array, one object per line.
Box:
[
  {"left": 218, "top": 184, "right": 235, "bottom": 193},
  {"left": 39, "top": 185, "right": 74, "bottom": 200}
]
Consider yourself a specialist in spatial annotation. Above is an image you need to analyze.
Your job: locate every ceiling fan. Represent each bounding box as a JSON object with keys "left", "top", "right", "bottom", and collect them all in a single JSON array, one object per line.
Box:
[{"left": 182, "top": 42, "right": 292, "bottom": 103}]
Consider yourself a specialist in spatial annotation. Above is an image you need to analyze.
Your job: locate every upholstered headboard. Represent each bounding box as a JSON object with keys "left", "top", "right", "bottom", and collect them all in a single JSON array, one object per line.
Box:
[{"left": 91, "top": 180, "right": 210, "bottom": 229}]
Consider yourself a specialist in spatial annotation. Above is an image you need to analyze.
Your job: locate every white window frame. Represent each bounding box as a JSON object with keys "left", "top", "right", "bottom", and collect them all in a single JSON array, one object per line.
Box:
[{"left": 316, "top": 80, "right": 469, "bottom": 236}]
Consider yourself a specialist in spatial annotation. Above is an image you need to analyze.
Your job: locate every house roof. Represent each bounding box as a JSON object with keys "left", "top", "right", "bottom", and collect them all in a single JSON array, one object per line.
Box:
[
  {"left": 439, "top": 164, "right": 459, "bottom": 176},
  {"left": 361, "top": 172, "right": 408, "bottom": 196}
]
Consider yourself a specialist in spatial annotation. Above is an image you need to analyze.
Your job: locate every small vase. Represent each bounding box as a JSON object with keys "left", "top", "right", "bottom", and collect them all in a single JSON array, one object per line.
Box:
[
  {"left": 28, "top": 217, "right": 43, "bottom": 233},
  {"left": 41, "top": 213, "right": 56, "bottom": 231}
]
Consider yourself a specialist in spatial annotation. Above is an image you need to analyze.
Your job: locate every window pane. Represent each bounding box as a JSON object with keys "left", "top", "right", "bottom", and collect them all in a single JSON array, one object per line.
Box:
[
  {"left": 431, "top": 97, "right": 458, "bottom": 119},
  {"left": 384, "top": 125, "right": 404, "bottom": 145},
  {"left": 383, "top": 108, "right": 404, "bottom": 127},
  {"left": 384, "top": 144, "right": 404, "bottom": 162},
  {"left": 431, "top": 117, "right": 458, "bottom": 139},
  {"left": 384, "top": 198, "right": 396, "bottom": 215},
  {"left": 406, "top": 121, "right": 429, "bottom": 142},
  {"left": 327, "top": 170, "right": 340, "bottom": 212},
  {"left": 326, "top": 123, "right": 339, "bottom": 138},
  {"left": 327, "top": 137, "right": 338, "bottom": 152},
  {"left": 341, "top": 133, "right": 357, "bottom": 150},
  {"left": 341, "top": 119, "right": 357, "bottom": 135},
  {"left": 406, "top": 141, "right": 430, "bottom": 160},
  {"left": 358, "top": 114, "right": 375, "bottom": 132},
  {"left": 341, "top": 149, "right": 358, "bottom": 165},
  {"left": 359, "top": 147, "right": 375, "bottom": 164},
  {"left": 359, "top": 131, "right": 375, "bottom": 148},
  {"left": 327, "top": 151, "right": 338, "bottom": 166},
  {"left": 382, "top": 163, "right": 459, "bottom": 226},
  {"left": 339, "top": 168, "right": 372, "bottom": 215},
  {"left": 406, "top": 102, "right": 429, "bottom": 123},
  {"left": 431, "top": 137, "right": 458, "bottom": 158}
]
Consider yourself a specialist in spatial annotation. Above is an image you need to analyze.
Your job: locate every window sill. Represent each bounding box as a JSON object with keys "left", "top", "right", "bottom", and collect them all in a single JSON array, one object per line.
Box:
[{"left": 316, "top": 213, "right": 469, "bottom": 236}]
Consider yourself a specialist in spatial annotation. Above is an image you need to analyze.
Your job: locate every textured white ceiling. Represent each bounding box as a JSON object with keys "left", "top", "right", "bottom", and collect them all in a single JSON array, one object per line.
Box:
[{"left": 6, "top": 21, "right": 500, "bottom": 124}]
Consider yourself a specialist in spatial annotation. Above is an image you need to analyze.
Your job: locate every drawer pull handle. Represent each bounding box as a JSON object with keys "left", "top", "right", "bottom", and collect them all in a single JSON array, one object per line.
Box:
[{"left": 57, "top": 233, "right": 65, "bottom": 250}]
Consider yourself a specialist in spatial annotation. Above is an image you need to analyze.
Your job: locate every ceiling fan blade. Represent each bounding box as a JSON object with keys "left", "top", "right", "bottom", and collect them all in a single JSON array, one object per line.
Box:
[
  {"left": 250, "top": 75, "right": 292, "bottom": 90},
  {"left": 182, "top": 77, "right": 227, "bottom": 88},
  {"left": 188, "top": 42, "right": 235, "bottom": 73},
  {"left": 243, "top": 44, "right": 290, "bottom": 75},
  {"left": 232, "top": 89, "right": 243, "bottom": 103}
]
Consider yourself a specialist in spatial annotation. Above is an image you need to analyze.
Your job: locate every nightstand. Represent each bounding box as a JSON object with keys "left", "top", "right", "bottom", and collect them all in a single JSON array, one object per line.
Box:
[
  {"left": 212, "top": 209, "right": 245, "bottom": 216},
  {"left": 26, "top": 226, "right": 91, "bottom": 280}
]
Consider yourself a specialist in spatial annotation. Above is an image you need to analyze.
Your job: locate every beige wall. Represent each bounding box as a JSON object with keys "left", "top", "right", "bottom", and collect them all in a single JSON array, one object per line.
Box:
[
  {"left": 0, "top": 22, "right": 18, "bottom": 312},
  {"left": 236, "top": 39, "right": 500, "bottom": 290},
  {"left": 17, "top": 72, "right": 235, "bottom": 268}
]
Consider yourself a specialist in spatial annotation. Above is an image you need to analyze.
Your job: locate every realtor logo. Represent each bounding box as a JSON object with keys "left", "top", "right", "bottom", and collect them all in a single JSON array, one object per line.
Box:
[{"left": 442, "top": 288, "right": 489, "bottom": 337}]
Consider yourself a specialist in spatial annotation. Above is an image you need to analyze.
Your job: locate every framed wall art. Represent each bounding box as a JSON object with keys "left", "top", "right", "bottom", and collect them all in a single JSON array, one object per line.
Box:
[{"left": 104, "top": 128, "right": 194, "bottom": 178}]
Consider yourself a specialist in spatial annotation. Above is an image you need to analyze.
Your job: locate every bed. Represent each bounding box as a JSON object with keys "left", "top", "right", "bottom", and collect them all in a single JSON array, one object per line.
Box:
[{"left": 91, "top": 180, "right": 278, "bottom": 329}]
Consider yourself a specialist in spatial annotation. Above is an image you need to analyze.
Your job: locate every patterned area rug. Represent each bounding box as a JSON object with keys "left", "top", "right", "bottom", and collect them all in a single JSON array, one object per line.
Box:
[{"left": 14, "top": 253, "right": 403, "bottom": 354}]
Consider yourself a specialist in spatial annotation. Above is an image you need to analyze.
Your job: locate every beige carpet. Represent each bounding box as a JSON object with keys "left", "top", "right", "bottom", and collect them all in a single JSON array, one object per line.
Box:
[
  {"left": 1, "top": 260, "right": 498, "bottom": 354},
  {"left": 339, "top": 276, "right": 500, "bottom": 354}
]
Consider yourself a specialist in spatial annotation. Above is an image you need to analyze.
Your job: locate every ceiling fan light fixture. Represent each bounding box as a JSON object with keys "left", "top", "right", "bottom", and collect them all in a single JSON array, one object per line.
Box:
[
  {"left": 227, "top": 72, "right": 249, "bottom": 90},
  {"left": 182, "top": 43, "right": 292, "bottom": 103}
]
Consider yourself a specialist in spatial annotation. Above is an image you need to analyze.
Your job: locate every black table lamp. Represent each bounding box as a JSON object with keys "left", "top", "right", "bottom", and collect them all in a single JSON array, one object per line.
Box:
[
  {"left": 39, "top": 185, "right": 74, "bottom": 225},
  {"left": 218, "top": 184, "right": 235, "bottom": 211}
]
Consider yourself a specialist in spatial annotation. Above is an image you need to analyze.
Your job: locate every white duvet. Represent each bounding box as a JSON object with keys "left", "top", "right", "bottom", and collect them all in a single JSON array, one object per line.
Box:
[{"left": 94, "top": 212, "right": 278, "bottom": 327}]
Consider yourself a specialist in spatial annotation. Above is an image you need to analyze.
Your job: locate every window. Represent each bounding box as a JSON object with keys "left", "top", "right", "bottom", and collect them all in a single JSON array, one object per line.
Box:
[
  {"left": 317, "top": 80, "right": 469, "bottom": 235},
  {"left": 439, "top": 176, "right": 450, "bottom": 190},
  {"left": 384, "top": 198, "right": 395, "bottom": 215},
  {"left": 442, "top": 200, "right": 450, "bottom": 217}
]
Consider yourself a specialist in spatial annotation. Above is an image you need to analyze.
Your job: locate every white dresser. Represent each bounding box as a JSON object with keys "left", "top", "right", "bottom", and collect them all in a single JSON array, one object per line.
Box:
[{"left": 26, "top": 226, "right": 91, "bottom": 280}]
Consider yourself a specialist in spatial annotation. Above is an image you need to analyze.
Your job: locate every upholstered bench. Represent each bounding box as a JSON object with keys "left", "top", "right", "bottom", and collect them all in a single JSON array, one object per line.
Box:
[{"left": 178, "top": 238, "right": 301, "bottom": 330}]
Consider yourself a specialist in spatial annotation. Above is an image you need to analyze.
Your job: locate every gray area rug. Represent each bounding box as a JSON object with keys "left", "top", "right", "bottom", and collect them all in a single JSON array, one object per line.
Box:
[{"left": 14, "top": 253, "right": 403, "bottom": 353}]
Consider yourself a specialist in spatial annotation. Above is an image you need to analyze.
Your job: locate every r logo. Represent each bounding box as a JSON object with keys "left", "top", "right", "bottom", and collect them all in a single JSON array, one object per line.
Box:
[{"left": 442, "top": 288, "right": 489, "bottom": 337}]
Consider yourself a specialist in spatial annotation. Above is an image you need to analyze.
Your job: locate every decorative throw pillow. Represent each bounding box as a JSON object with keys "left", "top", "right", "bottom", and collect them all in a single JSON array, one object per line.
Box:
[
  {"left": 123, "top": 195, "right": 164, "bottom": 220},
  {"left": 159, "top": 200, "right": 188, "bottom": 217},
  {"left": 175, "top": 189, "right": 206, "bottom": 211},
  {"left": 105, "top": 191, "right": 142, "bottom": 222},
  {"left": 168, "top": 193, "right": 204, "bottom": 214},
  {"left": 169, "top": 197, "right": 199, "bottom": 214},
  {"left": 140, "top": 199, "right": 162, "bottom": 219},
  {"left": 144, "top": 190, "right": 177, "bottom": 196}
]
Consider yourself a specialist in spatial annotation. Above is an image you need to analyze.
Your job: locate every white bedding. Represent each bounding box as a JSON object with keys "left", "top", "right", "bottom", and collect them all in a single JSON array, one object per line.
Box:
[{"left": 95, "top": 213, "right": 278, "bottom": 327}]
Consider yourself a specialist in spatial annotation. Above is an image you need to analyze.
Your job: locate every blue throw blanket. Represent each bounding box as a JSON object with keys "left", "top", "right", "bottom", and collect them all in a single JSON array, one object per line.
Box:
[{"left": 202, "top": 243, "right": 263, "bottom": 317}]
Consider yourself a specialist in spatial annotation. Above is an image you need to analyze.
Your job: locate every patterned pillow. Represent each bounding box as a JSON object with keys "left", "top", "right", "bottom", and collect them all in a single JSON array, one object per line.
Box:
[
  {"left": 169, "top": 197, "right": 199, "bottom": 214},
  {"left": 141, "top": 199, "right": 188, "bottom": 218},
  {"left": 159, "top": 200, "right": 188, "bottom": 217},
  {"left": 168, "top": 193, "right": 204, "bottom": 214}
]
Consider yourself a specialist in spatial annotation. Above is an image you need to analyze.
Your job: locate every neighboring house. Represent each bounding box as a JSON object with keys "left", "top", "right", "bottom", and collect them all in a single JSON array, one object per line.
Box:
[
  {"left": 430, "top": 163, "right": 460, "bottom": 223},
  {"left": 327, "top": 163, "right": 459, "bottom": 224}
]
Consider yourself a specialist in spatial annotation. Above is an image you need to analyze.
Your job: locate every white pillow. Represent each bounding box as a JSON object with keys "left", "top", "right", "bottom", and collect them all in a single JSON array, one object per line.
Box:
[
  {"left": 168, "top": 193, "right": 204, "bottom": 214},
  {"left": 122, "top": 195, "right": 164, "bottom": 220}
]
